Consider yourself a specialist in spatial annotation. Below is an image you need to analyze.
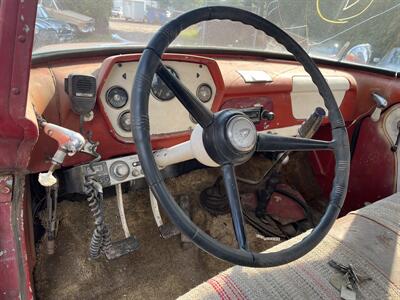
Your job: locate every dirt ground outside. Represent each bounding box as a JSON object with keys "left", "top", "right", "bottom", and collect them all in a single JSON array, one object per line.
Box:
[{"left": 109, "top": 19, "right": 161, "bottom": 45}]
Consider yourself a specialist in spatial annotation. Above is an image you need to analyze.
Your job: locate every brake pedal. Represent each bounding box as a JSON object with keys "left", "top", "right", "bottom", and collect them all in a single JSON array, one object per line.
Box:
[
  {"left": 150, "top": 189, "right": 181, "bottom": 239},
  {"left": 150, "top": 190, "right": 193, "bottom": 241},
  {"left": 159, "top": 223, "right": 180, "bottom": 239}
]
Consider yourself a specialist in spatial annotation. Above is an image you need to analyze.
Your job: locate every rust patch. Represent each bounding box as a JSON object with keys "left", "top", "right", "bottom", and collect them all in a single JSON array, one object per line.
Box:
[{"left": 0, "top": 176, "right": 13, "bottom": 201}]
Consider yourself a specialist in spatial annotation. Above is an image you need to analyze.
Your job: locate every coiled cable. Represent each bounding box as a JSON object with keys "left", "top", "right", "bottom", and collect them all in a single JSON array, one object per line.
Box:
[{"left": 85, "top": 179, "right": 112, "bottom": 259}]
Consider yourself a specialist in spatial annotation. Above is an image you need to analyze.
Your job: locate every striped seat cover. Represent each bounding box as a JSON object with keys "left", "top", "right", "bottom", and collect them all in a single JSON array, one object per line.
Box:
[{"left": 179, "top": 193, "right": 400, "bottom": 299}]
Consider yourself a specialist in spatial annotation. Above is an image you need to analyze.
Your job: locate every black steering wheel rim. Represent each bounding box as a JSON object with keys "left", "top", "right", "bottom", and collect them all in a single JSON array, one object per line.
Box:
[{"left": 131, "top": 6, "right": 350, "bottom": 267}]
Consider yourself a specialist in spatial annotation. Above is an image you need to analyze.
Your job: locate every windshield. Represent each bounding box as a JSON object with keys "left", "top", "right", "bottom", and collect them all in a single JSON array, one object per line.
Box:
[{"left": 33, "top": 0, "right": 400, "bottom": 72}]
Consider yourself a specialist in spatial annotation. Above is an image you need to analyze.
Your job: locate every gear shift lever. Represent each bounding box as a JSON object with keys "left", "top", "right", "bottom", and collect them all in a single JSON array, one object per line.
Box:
[{"left": 38, "top": 122, "right": 85, "bottom": 187}]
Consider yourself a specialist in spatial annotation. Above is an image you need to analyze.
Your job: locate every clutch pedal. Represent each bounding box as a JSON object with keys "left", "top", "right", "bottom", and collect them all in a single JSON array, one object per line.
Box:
[
  {"left": 150, "top": 190, "right": 192, "bottom": 242},
  {"left": 103, "top": 183, "right": 140, "bottom": 260},
  {"left": 105, "top": 236, "right": 140, "bottom": 260},
  {"left": 86, "top": 180, "right": 140, "bottom": 260}
]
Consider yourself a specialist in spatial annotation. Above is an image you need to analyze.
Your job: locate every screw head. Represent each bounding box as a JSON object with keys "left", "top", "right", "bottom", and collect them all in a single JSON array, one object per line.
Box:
[
  {"left": 11, "top": 88, "right": 20, "bottom": 95},
  {"left": 18, "top": 35, "right": 26, "bottom": 42}
]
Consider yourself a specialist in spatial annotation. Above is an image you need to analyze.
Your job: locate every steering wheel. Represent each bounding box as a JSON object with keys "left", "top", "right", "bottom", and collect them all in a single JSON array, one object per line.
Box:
[{"left": 131, "top": 6, "right": 350, "bottom": 267}]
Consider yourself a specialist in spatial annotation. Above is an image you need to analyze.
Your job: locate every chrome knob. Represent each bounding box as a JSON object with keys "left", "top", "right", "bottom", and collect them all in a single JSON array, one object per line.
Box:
[{"left": 110, "top": 161, "right": 130, "bottom": 180}]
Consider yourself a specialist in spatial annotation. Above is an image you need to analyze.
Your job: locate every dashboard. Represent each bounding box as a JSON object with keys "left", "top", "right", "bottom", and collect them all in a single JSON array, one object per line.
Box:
[{"left": 29, "top": 51, "right": 395, "bottom": 174}]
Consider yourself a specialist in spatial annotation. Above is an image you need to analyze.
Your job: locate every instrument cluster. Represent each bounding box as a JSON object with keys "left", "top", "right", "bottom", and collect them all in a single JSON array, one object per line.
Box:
[{"left": 99, "top": 57, "right": 217, "bottom": 142}]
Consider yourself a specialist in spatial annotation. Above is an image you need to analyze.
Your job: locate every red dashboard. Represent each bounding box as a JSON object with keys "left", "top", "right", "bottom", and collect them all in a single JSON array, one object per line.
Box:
[{"left": 29, "top": 53, "right": 356, "bottom": 172}]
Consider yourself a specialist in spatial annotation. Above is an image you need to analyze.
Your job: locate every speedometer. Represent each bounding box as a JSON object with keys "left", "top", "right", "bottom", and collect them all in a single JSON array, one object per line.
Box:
[
  {"left": 151, "top": 67, "right": 179, "bottom": 101},
  {"left": 106, "top": 86, "right": 128, "bottom": 108}
]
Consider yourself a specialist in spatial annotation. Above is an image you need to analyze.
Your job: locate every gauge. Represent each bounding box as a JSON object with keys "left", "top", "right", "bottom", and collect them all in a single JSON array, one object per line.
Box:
[
  {"left": 118, "top": 110, "right": 131, "bottom": 132},
  {"left": 196, "top": 84, "right": 213, "bottom": 103},
  {"left": 106, "top": 86, "right": 128, "bottom": 108},
  {"left": 151, "top": 67, "right": 179, "bottom": 101}
]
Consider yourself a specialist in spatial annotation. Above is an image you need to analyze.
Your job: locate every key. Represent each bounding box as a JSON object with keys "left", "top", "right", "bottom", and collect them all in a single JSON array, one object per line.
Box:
[
  {"left": 329, "top": 260, "right": 349, "bottom": 273},
  {"left": 348, "top": 264, "right": 360, "bottom": 283},
  {"left": 329, "top": 260, "right": 372, "bottom": 297}
]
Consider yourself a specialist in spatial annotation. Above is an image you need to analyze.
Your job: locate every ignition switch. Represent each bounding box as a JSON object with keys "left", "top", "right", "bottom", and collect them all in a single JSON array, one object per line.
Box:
[{"left": 239, "top": 107, "right": 274, "bottom": 123}]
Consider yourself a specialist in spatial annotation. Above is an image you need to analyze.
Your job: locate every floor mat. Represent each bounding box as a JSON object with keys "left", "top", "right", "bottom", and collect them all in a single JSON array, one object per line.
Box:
[{"left": 34, "top": 169, "right": 279, "bottom": 299}]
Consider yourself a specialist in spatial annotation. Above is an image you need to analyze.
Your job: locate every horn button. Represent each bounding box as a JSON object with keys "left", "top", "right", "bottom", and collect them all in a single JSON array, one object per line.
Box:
[
  {"left": 226, "top": 116, "right": 257, "bottom": 152},
  {"left": 202, "top": 110, "right": 257, "bottom": 165}
]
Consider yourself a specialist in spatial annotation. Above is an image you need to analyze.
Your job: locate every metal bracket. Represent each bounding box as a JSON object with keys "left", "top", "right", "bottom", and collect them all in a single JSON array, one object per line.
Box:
[{"left": 81, "top": 140, "right": 99, "bottom": 157}]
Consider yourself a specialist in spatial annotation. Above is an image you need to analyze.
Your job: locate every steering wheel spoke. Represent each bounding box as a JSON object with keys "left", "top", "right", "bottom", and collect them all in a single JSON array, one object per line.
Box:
[
  {"left": 157, "top": 62, "right": 214, "bottom": 128},
  {"left": 221, "top": 164, "right": 248, "bottom": 251},
  {"left": 256, "top": 133, "right": 335, "bottom": 152}
]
